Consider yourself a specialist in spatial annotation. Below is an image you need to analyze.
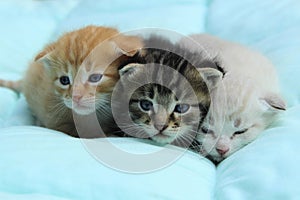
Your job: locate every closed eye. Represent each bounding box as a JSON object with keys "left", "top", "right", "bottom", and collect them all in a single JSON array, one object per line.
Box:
[
  {"left": 201, "top": 127, "right": 214, "bottom": 135},
  {"left": 234, "top": 128, "right": 248, "bottom": 135}
]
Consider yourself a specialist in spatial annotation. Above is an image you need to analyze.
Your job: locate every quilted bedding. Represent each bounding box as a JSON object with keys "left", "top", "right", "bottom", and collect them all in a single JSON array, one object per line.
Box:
[{"left": 0, "top": 0, "right": 300, "bottom": 199}]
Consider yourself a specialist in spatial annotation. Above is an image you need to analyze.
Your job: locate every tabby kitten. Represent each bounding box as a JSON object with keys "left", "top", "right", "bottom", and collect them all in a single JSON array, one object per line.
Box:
[
  {"left": 112, "top": 36, "right": 223, "bottom": 147},
  {"left": 0, "top": 26, "right": 142, "bottom": 137},
  {"left": 180, "top": 34, "right": 286, "bottom": 162}
]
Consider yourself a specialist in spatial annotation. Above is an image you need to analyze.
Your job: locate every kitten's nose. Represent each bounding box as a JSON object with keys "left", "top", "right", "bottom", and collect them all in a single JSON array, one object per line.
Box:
[
  {"left": 154, "top": 123, "right": 168, "bottom": 131},
  {"left": 216, "top": 147, "right": 229, "bottom": 156},
  {"left": 73, "top": 95, "right": 82, "bottom": 103}
]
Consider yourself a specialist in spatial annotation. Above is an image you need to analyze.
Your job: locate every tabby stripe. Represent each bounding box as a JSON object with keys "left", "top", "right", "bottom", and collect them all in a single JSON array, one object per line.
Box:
[
  {"left": 129, "top": 99, "right": 139, "bottom": 104},
  {"left": 104, "top": 73, "right": 118, "bottom": 78},
  {"left": 190, "top": 103, "right": 203, "bottom": 107},
  {"left": 0, "top": 80, "right": 21, "bottom": 92}
]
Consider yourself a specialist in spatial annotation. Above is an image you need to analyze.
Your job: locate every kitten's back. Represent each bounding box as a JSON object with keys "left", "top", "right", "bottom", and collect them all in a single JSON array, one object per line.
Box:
[{"left": 180, "top": 34, "right": 280, "bottom": 93}]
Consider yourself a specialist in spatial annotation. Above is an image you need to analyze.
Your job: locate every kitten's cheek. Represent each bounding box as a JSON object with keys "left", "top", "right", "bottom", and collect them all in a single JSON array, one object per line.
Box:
[
  {"left": 63, "top": 99, "right": 73, "bottom": 109},
  {"left": 54, "top": 90, "right": 60, "bottom": 95}
]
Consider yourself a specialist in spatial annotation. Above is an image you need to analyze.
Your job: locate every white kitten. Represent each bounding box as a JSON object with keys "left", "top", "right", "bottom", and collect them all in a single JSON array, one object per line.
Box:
[{"left": 180, "top": 34, "right": 286, "bottom": 163}]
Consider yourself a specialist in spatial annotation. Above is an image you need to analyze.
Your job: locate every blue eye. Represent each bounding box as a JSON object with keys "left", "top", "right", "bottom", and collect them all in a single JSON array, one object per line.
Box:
[
  {"left": 174, "top": 104, "right": 190, "bottom": 113},
  {"left": 88, "top": 74, "right": 102, "bottom": 83},
  {"left": 59, "top": 76, "right": 70, "bottom": 85},
  {"left": 139, "top": 100, "right": 153, "bottom": 111}
]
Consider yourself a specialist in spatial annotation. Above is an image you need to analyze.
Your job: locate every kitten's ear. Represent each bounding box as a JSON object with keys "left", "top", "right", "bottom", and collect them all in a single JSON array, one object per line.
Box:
[
  {"left": 35, "top": 51, "right": 47, "bottom": 61},
  {"left": 198, "top": 68, "right": 223, "bottom": 89},
  {"left": 34, "top": 43, "right": 56, "bottom": 68},
  {"left": 119, "top": 63, "right": 144, "bottom": 76},
  {"left": 34, "top": 43, "right": 56, "bottom": 62},
  {"left": 34, "top": 51, "right": 53, "bottom": 68},
  {"left": 260, "top": 93, "right": 286, "bottom": 112},
  {"left": 112, "top": 35, "right": 143, "bottom": 57}
]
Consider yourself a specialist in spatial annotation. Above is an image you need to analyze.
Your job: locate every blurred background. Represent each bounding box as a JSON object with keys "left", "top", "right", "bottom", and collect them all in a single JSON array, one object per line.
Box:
[
  {"left": 0, "top": 0, "right": 207, "bottom": 79},
  {"left": 0, "top": 1, "right": 300, "bottom": 199},
  {"left": 1, "top": 0, "right": 299, "bottom": 104}
]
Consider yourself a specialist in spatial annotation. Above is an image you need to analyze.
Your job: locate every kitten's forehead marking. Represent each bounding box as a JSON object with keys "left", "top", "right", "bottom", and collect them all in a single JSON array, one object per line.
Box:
[
  {"left": 83, "top": 58, "right": 105, "bottom": 76},
  {"left": 151, "top": 97, "right": 163, "bottom": 114},
  {"left": 153, "top": 87, "right": 176, "bottom": 114},
  {"left": 73, "top": 67, "right": 88, "bottom": 84},
  {"left": 234, "top": 118, "right": 241, "bottom": 128},
  {"left": 82, "top": 43, "right": 88, "bottom": 60},
  {"left": 152, "top": 104, "right": 168, "bottom": 116},
  {"left": 68, "top": 34, "right": 78, "bottom": 62},
  {"left": 85, "top": 59, "right": 97, "bottom": 72}
]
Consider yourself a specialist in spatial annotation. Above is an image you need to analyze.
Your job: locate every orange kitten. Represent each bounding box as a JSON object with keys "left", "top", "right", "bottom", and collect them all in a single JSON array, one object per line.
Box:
[{"left": 0, "top": 26, "right": 142, "bottom": 137}]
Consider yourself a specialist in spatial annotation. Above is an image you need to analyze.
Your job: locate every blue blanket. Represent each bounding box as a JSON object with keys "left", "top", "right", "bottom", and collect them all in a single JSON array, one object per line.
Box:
[{"left": 0, "top": 0, "right": 299, "bottom": 199}]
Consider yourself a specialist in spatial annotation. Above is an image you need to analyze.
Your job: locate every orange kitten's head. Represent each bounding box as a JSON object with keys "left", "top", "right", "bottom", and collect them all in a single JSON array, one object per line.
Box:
[{"left": 35, "top": 26, "right": 142, "bottom": 115}]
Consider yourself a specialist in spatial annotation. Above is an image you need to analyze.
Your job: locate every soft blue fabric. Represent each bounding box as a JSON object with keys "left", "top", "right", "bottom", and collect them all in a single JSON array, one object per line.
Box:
[
  {"left": 0, "top": 0, "right": 79, "bottom": 79},
  {"left": 206, "top": 0, "right": 300, "bottom": 106},
  {"left": 0, "top": 127, "right": 215, "bottom": 200},
  {"left": 215, "top": 106, "right": 300, "bottom": 200},
  {"left": 53, "top": 0, "right": 208, "bottom": 37},
  {"left": 0, "top": 0, "right": 300, "bottom": 199}
]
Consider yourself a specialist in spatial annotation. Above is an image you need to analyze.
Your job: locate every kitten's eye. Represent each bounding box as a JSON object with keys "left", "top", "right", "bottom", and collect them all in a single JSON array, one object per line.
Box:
[
  {"left": 234, "top": 128, "right": 248, "bottom": 135},
  {"left": 59, "top": 76, "right": 70, "bottom": 85},
  {"left": 88, "top": 74, "right": 102, "bottom": 83},
  {"left": 201, "top": 127, "right": 214, "bottom": 135},
  {"left": 139, "top": 100, "right": 153, "bottom": 111},
  {"left": 174, "top": 104, "right": 190, "bottom": 113}
]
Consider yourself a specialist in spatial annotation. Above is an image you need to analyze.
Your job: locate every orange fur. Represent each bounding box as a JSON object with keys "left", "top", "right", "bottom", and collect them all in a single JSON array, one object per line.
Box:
[
  {"left": 0, "top": 79, "right": 22, "bottom": 92},
  {"left": 1, "top": 26, "right": 142, "bottom": 137}
]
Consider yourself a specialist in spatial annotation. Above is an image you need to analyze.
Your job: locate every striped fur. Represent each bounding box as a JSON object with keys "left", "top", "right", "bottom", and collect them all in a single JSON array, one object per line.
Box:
[
  {"left": 0, "top": 79, "right": 22, "bottom": 92},
  {"left": 113, "top": 36, "right": 222, "bottom": 146},
  {"left": 1, "top": 26, "right": 142, "bottom": 138}
]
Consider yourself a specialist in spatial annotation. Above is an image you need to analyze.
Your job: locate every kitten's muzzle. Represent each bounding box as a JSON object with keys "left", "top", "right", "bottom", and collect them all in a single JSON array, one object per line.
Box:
[
  {"left": 73, "top": 95, "right": 82, "bottom": 104},
  {"left": 154, "top": 123, "right": 168, "bottom": 131},
  {"left": 71, "top": 95, "right": 95, "bottom": 115},
  {"left": 216, "top": 147, "right": 229, "bottom": 156},
  {"left": 216, "top": 137, "right": 230, "bottom": 156}
]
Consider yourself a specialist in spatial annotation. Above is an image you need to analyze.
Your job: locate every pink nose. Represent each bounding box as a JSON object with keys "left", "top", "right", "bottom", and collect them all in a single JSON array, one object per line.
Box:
[
  {"left": 154, "top": 123, "right": 168, "bottom": 131},
  {"left": 216, "top": 147, "right": 229, "bottom": 156},
  {"left": 73, "top": 95, "right": 82, "bottom": 103}
]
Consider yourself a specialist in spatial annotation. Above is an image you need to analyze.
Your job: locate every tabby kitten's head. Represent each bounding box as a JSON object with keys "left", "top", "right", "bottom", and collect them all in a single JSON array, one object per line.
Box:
[
  {"left": 36, "top": 26, "right": 142, "bottom": 115},
  {"left": 113, "top": 38, "right": 222, "bottom": 146}
]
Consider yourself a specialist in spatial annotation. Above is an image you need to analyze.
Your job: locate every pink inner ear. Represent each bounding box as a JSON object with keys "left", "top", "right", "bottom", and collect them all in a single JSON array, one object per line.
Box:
[
  {"left": 234, "top": 118, "right": 241, "bottom": 128},
  {"left": 261, "top": 94, "right": 286, "bottom": 111}
]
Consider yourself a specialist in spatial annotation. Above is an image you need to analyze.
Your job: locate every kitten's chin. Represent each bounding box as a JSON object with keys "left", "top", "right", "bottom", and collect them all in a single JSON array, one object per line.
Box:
[
  {"left": 72, "top": 108, "right": 95, "bottom": 115},
  {"left": 151, "top": 133, "right": 176, "bottom": 145},
  {"left": 206, "top": 153, "right": 229, "bottom": 164},
  {"left": 65, "top": 102, "right": 95, "bottom": 115}
]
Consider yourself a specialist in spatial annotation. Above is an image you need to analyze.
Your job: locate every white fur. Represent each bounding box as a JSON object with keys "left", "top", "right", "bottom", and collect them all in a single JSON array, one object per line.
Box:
[{"left": 180, "top": 34, "right": 286, "bottom": 162}]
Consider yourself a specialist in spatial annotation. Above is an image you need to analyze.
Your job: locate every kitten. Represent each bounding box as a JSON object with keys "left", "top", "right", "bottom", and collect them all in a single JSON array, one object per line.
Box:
[
  {"left": 111, "top": 36, "right": 223, "bottom": 147},
  {"left": 180, "top": 34, "right": 286, "bottom": 163},
  {"left": 0, "top": 26, "right": 142, "bottom": 137}
]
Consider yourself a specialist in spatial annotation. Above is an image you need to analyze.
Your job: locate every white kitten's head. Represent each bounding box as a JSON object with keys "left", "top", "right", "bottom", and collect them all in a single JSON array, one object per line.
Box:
[{"left": 197, "top": 78, "right": 286, "bottom": 163}]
